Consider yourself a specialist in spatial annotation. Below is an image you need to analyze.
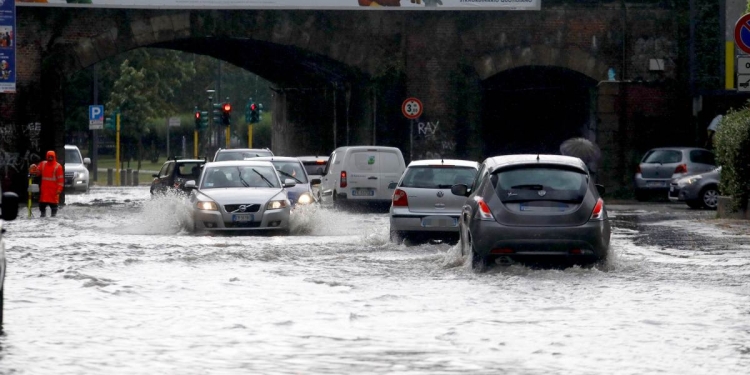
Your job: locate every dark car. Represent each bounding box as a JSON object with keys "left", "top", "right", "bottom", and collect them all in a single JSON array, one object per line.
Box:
[
  {"left": 669, "top": 167, "right": 721, "bottom": 209},
  {"left": 150, "top": 158, "right": 206, "bottom": 196},
  {"left": 452, "top": 154, "right": 611, "bottom": 270},
  {"left": 212, "top": 148, "right": 274, "bottom": 162}
]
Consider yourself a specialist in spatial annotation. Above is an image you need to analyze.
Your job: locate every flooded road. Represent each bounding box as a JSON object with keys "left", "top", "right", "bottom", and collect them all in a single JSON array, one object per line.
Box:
[{"left": 1, "top": 187, "right": 749, "bottom": 374}]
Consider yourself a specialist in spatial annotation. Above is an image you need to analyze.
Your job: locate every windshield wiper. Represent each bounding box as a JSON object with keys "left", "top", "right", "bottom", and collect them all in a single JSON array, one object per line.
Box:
[
  {"left": 252, "top": 168, "right": 274, "bottom": 187},
  {"left": 237, "top": 167, "right": 250, "bottom": 187},
  {"left": 277, "top": 169, "right": 303, "bottom": 184},
  {"left": 510, "top": 184, "right": 544, "bottom": 190}
]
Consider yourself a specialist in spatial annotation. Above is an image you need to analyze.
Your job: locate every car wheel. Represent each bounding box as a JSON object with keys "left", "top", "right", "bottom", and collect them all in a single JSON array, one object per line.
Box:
[
  {"left": 700, "top": 186, "right": 719, "bottom": 209},
  {"left": 634, "top": 189, "right": 648, "bottom": 201},
  {"left": 389, "top": 230, "right": 405, "bottom": 245},
  {"left": 466, "top": 230, "right": 488, "bottom": 271}
]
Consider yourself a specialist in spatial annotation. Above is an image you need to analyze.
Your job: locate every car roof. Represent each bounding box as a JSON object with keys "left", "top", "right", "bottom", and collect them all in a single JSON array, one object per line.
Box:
[
  {"left": 407, "top": 159, "right": 479, "bottom": 168},
  {"left": 64, "top": 145, "right": 79, "bottom": 149},
  {"left": 252, "top": 156, "right": 302, "bottom": 163},
  {"left": 646, "top": 147, "right": 711, "bottom": 152},
  {"left": 204, "top": 160, "right": 276, "bottom": 168},
  {"left": 171, "top": 159, "right": 206, "bottom": 163},
  {"left": 334, "top": 146, "right": 402, "bottom": 153},
  {"left": 215, "top": 148, "right": 272, "bottom": 153},
  {"left": 486, "top": 154, "right": 587, "bottom": 172}
]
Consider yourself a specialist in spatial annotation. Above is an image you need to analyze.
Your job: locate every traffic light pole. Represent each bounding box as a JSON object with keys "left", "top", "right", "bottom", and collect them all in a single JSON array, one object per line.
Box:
[
  {"left": 248, "top": 124, "right": 253, "bottom": 148},
  {"left": 225, "top": 126, "right": 230, "bottom": 149},
  {"left": 194, "top": 130, "right": 199, "bottom": 158}
]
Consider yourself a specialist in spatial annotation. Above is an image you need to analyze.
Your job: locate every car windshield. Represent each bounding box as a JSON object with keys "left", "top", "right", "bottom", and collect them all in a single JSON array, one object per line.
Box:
[
  {"left": 176, "top": 162, "right": 203, "bottom": 180},
  {"left": 493, "top": 167, "right": 587, "bottom": 203},
  {"left": 215, "top": 150, "right": 273, "bottom": 161},
  {"left": 643, "top": 150, "right": 682, "bottom": 164},
  {"left": 201, "top": 165, "right": 280, "bottom": 189},
  {"left": 400, "top": 166, "right": 477, "bottom": 189},
  {"left": 64, "top": 149, "right": 82, "bottom": 164},
  {"left": 271, "top": 161, "right": 307, "bottom": 183},
  {"left": 302, "top": 161, "right": 327, "bottom": 176}
]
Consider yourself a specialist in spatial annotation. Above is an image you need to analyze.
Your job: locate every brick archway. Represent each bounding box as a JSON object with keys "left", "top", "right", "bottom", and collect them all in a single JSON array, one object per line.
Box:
[{"left": 474, "top": 45, "right": 608, "bottom": 83}]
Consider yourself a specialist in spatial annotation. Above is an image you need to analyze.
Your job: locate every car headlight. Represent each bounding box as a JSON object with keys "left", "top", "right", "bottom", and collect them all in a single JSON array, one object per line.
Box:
[
  {"left": 297, "top": 193, "right": 313, "bottom": 205},
  {"left": 196, "top": 201, "right": 218, "bottom": 211},
  {"left": 266, "top": 199, "right": 289, "bottom": 210},
  {"left": 678, "top": 175, "right": 702, "bottom": 187},
  {"left": 72, "top": 171, "right": 80, "bottom": 179}
]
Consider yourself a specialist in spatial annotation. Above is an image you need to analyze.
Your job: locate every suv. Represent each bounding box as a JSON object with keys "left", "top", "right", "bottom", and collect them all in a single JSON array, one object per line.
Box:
[
  {"left": 634, "top": 147, "right": 716, "bottom": 201},
  {"left": 64, "top": 145, "right": 91, "bottom": 193},
  {"left": 150, "top": 157, "right": 206, "bottom": 196},
  {"left": 1, "top": 184, "right": 20, "bottom": 326},
  {"left": 212, "top": 148, "right": 273, "bottom": 162}
]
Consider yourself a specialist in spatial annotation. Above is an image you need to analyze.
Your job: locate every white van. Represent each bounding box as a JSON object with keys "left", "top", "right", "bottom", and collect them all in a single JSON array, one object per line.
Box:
[{"left": 320, "top": 146, "right": 406, "bottom": 207}]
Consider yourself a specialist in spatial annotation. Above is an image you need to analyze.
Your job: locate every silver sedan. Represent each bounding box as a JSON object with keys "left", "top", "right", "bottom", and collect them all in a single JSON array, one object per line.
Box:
[{"left": 186, "top": 160, "right": 294, "bottom": 234}]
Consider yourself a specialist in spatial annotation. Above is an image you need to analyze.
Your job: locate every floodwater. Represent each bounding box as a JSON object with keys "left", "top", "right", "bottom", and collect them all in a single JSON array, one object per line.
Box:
[{"left": 1, "top": 187, "right": 748, "bottom": 374}]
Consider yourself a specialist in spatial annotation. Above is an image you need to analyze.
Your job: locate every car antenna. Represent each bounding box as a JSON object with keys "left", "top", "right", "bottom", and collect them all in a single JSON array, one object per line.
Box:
[
  {"left": 441, "top": 158, "right": 444, "bottom": 165},
  {"left": 536, "top": 154, "right": 540, "bottom": 162}
]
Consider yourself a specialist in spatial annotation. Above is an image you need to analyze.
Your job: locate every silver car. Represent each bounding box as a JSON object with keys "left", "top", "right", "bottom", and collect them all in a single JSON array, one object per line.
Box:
[
  {"left": 186, "top": 160, "right": 294, "bottom": 234},
  {"left": 389, "top": 159, "right": 479, "bottom": 244},
  {"left": 669, "top": 167, "right": 721, "bottom": 209},
  {"left": 453, "top": 155, "right": 611, "bottom": 270},
  {"left": 634, "top": 147, "right": 715, "bottom": 200},
  {"left": 212, "top": 148, "right": 274, "bottom": 162}
]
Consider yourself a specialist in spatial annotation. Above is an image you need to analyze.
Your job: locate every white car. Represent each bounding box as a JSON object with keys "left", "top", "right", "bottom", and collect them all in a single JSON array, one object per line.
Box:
[
  {"left": 186, "top": 160, "right": 294, "bottom": 234},
  {"left": 389, "top": 159, "right": 479, "bottom": 244},
  {"left": 64, "top": 145, "right": 91, "bottom": 193},
  {"left": 1, "top": 185, "right": 20, "bottom": 326}
]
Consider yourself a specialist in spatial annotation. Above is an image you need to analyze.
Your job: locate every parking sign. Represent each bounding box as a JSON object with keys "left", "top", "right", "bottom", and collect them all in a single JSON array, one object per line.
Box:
[{"left": 89, "top": 105, "right": 104, "bottom": 130}]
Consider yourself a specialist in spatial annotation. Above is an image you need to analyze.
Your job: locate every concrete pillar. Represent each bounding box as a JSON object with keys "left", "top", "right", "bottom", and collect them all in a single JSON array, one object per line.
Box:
[
  {"left": 107, "top": 169, "right": 113, "bottom": 186},
  {"left": 133, "top": 171, "right": 139, "bottom": 186},
  {"left": 120, "top": 169, "right": 126, "bottom": 186},
  {"left": 126, "top": 168, "right": 132, "bottom": 186}
]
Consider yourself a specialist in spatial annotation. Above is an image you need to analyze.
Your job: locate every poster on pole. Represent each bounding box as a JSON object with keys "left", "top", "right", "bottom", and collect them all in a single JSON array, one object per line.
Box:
[
  {"left": 16, "top": 0, "right": 541, "bottom": 11},
  {"left": 0, "top": 0, "right": 16, "bottom": 93}
]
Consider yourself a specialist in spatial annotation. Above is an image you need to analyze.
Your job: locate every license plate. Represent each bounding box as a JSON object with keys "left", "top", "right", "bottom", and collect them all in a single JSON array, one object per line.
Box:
[
  {"left": 232, "top": 214, "right": 254, "bottom": 222},
  {"left": 647, "top": 181, "right": 666, "bottom": 187},
  {"left": 352, "top": 188, "right": 374, "bottom": 197},
  {"left": 421, "top": 216, "right": 457, "bottom": 228}
]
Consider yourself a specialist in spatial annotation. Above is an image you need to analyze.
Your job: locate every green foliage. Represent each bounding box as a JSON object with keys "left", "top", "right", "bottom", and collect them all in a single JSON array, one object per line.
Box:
[{"left": 714, "top": 106, "right": 750, "bottom": 212}]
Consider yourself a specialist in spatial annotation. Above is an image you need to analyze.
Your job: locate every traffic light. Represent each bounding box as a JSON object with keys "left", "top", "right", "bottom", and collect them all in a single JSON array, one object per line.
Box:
[
  {"left": 249, "top": 103, "right": 262, "bottom": 124},
  {"left": 105, "top": 115, "right": 115, "bottom": 131},
  {"left": 194, "top": 108, "right": 202, "bottom": 129},
  {"left": 200, "top": 111, "right": 208, "bottom": 129},
  {"left": 221, "top": 102, "right": 232, "bottom": 126}
]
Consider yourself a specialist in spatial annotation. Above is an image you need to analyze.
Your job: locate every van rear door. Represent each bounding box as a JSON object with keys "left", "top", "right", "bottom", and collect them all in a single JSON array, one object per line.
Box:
[{"left": 345, "top": 150, "right": 380, "bottom": 200}]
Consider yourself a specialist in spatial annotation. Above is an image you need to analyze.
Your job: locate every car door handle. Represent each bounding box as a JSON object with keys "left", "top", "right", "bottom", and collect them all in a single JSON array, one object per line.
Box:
[{"left": 368, "top": 177, "right": 378, "bottom": 180}]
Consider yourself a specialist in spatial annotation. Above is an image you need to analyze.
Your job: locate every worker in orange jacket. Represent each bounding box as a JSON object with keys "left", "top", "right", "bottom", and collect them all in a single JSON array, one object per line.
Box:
[{"left": 29, "top": 150, "right": 64, "bottom": 217}]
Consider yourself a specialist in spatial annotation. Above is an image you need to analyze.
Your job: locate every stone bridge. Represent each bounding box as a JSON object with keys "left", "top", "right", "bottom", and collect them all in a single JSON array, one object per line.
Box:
[{"left": 1, "top": 2, "right": 683, "bottom": 195}]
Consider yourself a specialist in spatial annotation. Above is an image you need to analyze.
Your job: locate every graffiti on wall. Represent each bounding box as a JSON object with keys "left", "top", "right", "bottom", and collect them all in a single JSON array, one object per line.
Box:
[
  {"left": 0, "top": 122, "right": 43, "bottom": 175},
  {"left": 413, "top": 119, "right": 458, "bottom": 160}
]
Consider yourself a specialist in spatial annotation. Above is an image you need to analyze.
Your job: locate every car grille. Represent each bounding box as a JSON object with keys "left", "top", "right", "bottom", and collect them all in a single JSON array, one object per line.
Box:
[
  {"left": 64, "top": 172, "right": 75, "bottom": 178},
  {"left": 225, "top": 221, "right": 262, "bottom": 228},
  {"left": 224, "top": 204, "right": 261, "bottom": 213}
]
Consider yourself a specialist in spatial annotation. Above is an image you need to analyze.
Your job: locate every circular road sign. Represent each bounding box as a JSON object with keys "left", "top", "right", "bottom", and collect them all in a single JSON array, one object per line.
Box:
[
  {"left": 735, "top": 14, "right": 750, "bottom": 54},
  {"left": 402, "top": 97, "right": 423, "bottom": 120}
]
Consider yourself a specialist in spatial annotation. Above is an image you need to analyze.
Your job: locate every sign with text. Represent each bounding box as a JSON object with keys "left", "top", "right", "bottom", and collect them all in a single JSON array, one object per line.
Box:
[
  {"left": 0, "top": 0, "right": 16, "bottom": 93},
  {"left": 16, "top": 0, "right": 541, "bottom": 10},
  {"left": 89, "top": 105, "right": 104, "bottom": 129},
  {"left": 168, "top": 117, "right": 181, "bottom": 127}
]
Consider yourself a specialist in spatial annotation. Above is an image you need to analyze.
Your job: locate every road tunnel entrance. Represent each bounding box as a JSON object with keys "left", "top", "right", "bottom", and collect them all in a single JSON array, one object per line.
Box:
[{"left": 481, "top": 66, "right": 598, "bottom": 157}]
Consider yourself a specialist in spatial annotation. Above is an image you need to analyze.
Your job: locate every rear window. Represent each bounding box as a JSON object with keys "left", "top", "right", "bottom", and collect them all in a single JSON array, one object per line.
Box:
[
  {"left": 176, "top": 162, "right": 203, "bottom": 179},
  {"left": 689, "top": 150, "right": 715, "bottom": 165},
  {"left": 401, "top": 166, "right": 477, "bottom": 189},
  {"left": 303, "top": 161, "right": 327, "bottom": 176},
  {"left": 643, "top": 150, "right": 682, "bottom": 164},
  {"left": 493, "top": 167, "right": 587, "bottom": 203},
  {"left": 215, "top": 150, "right": 273, "bottom": 161}
]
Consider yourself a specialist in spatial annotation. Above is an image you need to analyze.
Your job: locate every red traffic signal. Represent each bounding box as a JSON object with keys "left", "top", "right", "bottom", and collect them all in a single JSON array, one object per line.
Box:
[
  {"left": 250, "top": 103, "right": 257, "bottom": 111},
  {"left": 222, "top": 103, "right": 232, "bottom": 112},
  {"left": 194, "top": 111, "right": 201, "bottom": 119}
]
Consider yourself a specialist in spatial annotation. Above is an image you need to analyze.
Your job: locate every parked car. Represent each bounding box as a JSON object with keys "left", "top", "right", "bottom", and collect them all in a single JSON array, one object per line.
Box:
[
  {"left": 253, "top": 156, "right": 321, "bottom": 207},
  {"left": 452, "top": 154, "right": 611, "bottom": 270},
  {"left": 1, "top": 184, "right": 20, "bottom": 326},
  {"left": 389, "top": 159, "right": 479, "bottom": 244},
  {"left": 634, "top": 147, "right": 716, "bottom": 201},
  {"left": 319, "top": 146, "right": 406, "bottom": 209},
  {"left": 185, "top": 160, "right": 294, "bottom": 233},
  {"left": 150, "top": 157, "right": 206, "bottom": 196},
  {"left": 64, "top": 145, "right": 91, "bottom": 194},
  {"left": 669, "top": 167, "right": 721, "bottom": 209},
  {"left": 297, "top": 155, "right": 329, "bottom": 200},
  {"left": 212, "top": 148, "right": 273, "bottom": 162}
]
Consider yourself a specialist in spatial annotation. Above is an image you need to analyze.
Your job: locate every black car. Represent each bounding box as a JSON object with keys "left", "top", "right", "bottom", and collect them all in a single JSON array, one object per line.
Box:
[{"left": 150, "top": 158, "right": 206, "bottom": 196}]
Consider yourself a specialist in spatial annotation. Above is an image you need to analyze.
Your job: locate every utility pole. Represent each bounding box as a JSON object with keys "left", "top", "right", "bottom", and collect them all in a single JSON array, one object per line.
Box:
[{"left": 92, "top": 64, "right": 99, "bottom": 183}]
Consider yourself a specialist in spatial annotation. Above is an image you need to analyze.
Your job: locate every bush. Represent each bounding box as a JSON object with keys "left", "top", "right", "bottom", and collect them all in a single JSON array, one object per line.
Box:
[{"left": 714, "top": 105, "right": 750, "bottom": 212}]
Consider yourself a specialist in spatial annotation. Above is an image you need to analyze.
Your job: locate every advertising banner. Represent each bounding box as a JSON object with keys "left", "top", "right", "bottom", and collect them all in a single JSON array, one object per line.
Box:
[
  {"left": 17, "top": 0, "right": 541, "bottom": 11},
  {"left": 0, "top": 0, "right": 15, "bottom": 93}
]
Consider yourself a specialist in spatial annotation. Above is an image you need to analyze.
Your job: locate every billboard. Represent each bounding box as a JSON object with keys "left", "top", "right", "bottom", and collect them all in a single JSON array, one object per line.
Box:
[
  {"left": 17, "top": 0, "right": 541, "bottom": 10},
  {"left": 0, "top": 0, "right": 16, "bottom": 93}
]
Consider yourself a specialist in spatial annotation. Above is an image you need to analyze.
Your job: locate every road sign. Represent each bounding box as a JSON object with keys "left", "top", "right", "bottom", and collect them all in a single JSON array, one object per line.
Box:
[
  {"left": 735, "top": 14, "right": 750, "bottom": 54},
  {"left": 739, "top": 57, "right": 750, "bottom": 74},
  {"left": 402, "top": 97, "right": 423, "bottom": 119},
  {"left": 89, "top": 105, "right": 104, "bottom": 130},
  {"left": 738, "top": 74, "right": 750, "bottom": 91},
  {"left": 168, "top": 117, "right": 181, "bottom": 127}
]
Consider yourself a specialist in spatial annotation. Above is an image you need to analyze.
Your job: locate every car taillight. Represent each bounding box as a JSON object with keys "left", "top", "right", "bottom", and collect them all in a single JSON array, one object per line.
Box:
[
  {"left": 590, "top": 198, "right": 605, "bottom": 220},
  {"left": 674, "top": 164, "right": 687, "bottom": 174},
  {"left": 340, "top": 171, "right": 347, "bottom": 188},
  {"left": 474, "top": 196, "right": 494, "bottom": 221},
  {"left": 392, "top": 189, "right": 408, "bottom": 207},
  {"left": 636, "top": 165, "right": 641, "bottom": 174}
]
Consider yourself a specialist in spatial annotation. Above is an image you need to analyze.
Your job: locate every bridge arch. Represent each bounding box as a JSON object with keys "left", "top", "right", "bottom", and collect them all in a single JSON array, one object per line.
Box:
[{"left": 473, "top": 45, "right": 609, "bottom": 83}]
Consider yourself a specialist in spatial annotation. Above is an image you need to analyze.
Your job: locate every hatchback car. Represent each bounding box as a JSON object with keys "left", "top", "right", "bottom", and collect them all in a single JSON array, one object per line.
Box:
[
  {"left": 669, "top": 167, "right": 721, "bottom": 209},
  {"left": 389, "top": 159, "right": 479, "bottom": 244},
  {"left": 185, "top": 160, "right": 294, "bottom": 233},
  {"left": 212, "top": 148, "right": 273, "bottom": 162},
  {"left": 634, "top": 147, "right": 715, "bottom": 200},
  {"left": 150, "top": 158, "right": 206, "bottom": 196},
  {"left": 254, "top": 156, "right": 321, "bottom": 207},
  {"left": 452, "top": 155, "right": 611, "bottom": 269}
]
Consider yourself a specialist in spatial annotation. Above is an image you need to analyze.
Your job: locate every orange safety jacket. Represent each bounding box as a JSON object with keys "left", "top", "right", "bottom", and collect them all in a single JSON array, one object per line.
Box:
[{"left": 37, "top": 151, "right": 64, "bottom": 204}]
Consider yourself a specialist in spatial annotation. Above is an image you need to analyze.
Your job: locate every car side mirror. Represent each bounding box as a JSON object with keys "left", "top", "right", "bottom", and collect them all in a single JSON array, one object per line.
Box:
[
  {"left": 451, "top": 184, "right": 469, "bottom": 197},
  {"left": 388, "top": 182, "right": 398, "bottom": 189},
  {"left": 1, "top": 192, "right": 19, "bottom": 221},
  {"left": 311, "top": 178, "right": 321, "bottom": 185},
  {"left": 595, "top": 184, "right": 606, "bottom": 196},
  {"left": 185, "top": 180, "right": 197, "bottom": 189},
  {"left": 284, "top": 179, "right": 297, "bottom": 188},
  {"left": 83, "top": 158, "right": 91, "bottom": 165}
]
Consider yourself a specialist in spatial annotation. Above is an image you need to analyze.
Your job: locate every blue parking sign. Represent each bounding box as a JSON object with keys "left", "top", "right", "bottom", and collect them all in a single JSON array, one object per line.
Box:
[{"left": 89, "top": 105, "right": 104, "bottom": 129}]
